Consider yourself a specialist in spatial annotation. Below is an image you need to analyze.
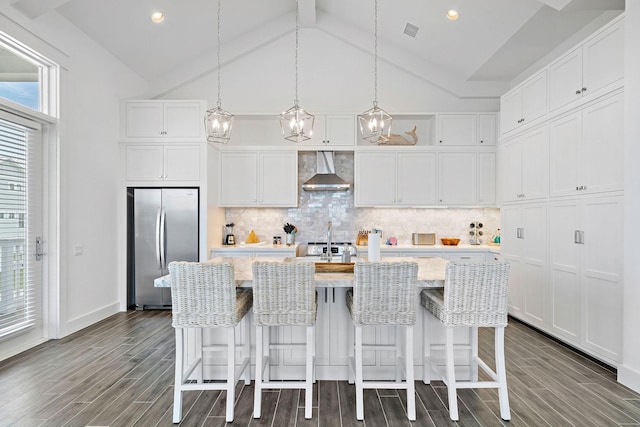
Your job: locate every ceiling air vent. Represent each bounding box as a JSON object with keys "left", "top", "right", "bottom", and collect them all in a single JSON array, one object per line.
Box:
[{"left": 403, "top": 23, "right": 419, "bottom": 38}]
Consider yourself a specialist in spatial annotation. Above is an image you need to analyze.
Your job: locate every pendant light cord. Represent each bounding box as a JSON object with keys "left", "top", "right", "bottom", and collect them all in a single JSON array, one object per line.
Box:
[
  {"left": 217, "top": 0, "right": 222, "bottom": 108},
  {"left": 374, "top": 0, "right": 378, "bottom": 106},
  {"left": 294, "top": 0, "right": 299, "bottom": 105}
]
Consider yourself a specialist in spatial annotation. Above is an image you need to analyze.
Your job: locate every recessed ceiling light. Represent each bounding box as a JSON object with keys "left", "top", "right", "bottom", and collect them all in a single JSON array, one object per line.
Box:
[
  {"left": 446, "top": 9, "right": 459, "bottom": 21},
  {"left": 151, "top": 11, "right": 165, "bottom": 23},
  {"left": 403, "top": 22, "right": 419, "bottom": 38}
]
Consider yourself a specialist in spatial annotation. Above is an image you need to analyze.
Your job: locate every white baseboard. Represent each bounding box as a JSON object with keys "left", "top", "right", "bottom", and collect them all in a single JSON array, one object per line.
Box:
[
  {"left": 60, "top": 301, "right": 122, "bottom": 337},
  {"left": 618, "top": 365, "right": 640, "bottom": 394}
]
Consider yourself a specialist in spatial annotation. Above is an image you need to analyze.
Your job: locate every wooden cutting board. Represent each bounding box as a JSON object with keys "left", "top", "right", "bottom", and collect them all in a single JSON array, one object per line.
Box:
[{"left": 314, "top": 262, "right": 354, "bottom": 273}]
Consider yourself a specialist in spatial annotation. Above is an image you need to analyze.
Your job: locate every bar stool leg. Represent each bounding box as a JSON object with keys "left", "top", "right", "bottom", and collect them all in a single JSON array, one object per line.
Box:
[
  {"left": 226, "top": 327, "right": 236, "bottom": 422},
  {"left": 395, "top": 325, "right": 402, "bottom": 382},
  {"left": 355, "top": 325, "right": 364, "bottom": 421},
  {"left": 495, "top": 327, "right": 511, "bottom": 420},
  {"left": 305, "top": 325, "right": 314, "bottom": 419},
  {"left": 422, "top": 307, "right": 432, "bottom": 384},
  {"left": 243, "top": 315, "right": 251, "bottom": 385},
  {"left": 348, "top": 322, "right": 355, "bottom": 384},
  {"left": 196, "top": 328, "right": 204, "bottom": 384},
  {"left": 405, "top": 326, "right": 416, "bottom": 421},
  {"left": 173, "top": 328, "right": 184, "bottom": 423},
  {"left": 254, "top": 324, "right": 263, "bottom": 419},
  {"left": 445, "top": 326, "right": 459, "bottom": 421},
  {"left": 471, "top": 326, "right": 479, "bottom": 381}
]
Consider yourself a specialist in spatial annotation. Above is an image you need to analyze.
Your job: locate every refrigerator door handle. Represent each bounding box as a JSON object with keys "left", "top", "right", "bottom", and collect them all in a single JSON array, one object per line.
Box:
[
  {"left": 155, "top": 208, "right": 162, "bottom": 270},
  {"left": 160, "top": 208, "right": 167, "bottom": 270}
]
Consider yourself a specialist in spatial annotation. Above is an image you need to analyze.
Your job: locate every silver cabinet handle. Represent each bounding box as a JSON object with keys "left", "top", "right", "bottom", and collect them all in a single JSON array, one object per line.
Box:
[
  {"left": 576, "top": 89, "right": 582, "bottom": 95},
  {"left": 575, "top": 230, "right": 585, "bottom": 244},
  {"left": 517, "top": 227, "right": 524, "bottom": 239}
]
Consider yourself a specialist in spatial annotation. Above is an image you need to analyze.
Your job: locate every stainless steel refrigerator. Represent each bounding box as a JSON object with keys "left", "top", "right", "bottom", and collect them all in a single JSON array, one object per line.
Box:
[{"left": 127, "top": 188, "right": 199, "bottom": 309}]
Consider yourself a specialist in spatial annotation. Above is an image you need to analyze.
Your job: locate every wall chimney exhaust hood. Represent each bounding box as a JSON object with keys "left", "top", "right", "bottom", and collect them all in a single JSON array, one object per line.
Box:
[{"left": 302, "top": 151, "right": 350, "bottom": 191}]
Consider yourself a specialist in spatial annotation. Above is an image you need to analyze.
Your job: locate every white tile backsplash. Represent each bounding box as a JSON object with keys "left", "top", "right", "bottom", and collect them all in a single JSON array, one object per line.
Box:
[{"left": 225, "top": 152, "right": 500, "bottom": 245}]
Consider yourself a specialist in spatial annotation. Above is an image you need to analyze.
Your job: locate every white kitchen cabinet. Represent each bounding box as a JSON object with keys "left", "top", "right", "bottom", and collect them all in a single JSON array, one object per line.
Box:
[
  {"left": 298, "top": 114, "right": 355, "bottom": 148},
  {"left": 501, "top": 202, "right": 547, "bottom": 330},
  {"left": 549, "top": 18, "right": 624, "bottom": 112},
  {"left": 438, "top": 152, "right": 476, "bottom": 205},
  {"left": 478, "top": 113, "right": 497, "bottom": 146},
  {"left": 219, "top": 151, "right": 297, "bottom": 207},
  {"left": 437, "top": 114, "right": 477, "bottom": 145},
  {"left": 477, "top": 152, "right": 496, "bottom": 206},
  {"left": 549, "top": 195, "right": 623, "bottom": 363},
  {"left": 121, "top": 100, "right": 205, "bottom": 141},
  {"left": 501, "top": 125, "right": 548, "bottom": 202},
  {"left": 444, "top": 252, "right": 486, "bottom": 262},
  {"left": 549, "top": 92, "right": 624, "bottom": 198},
  {"left": 355, "top": 151, "right": 437, "bottom": 206},
  {"left": 125, "top": 144, "right": 201, "bottom": 182},
  {"left": 500, "top": 69, "right": 548, "bottom": 135}
]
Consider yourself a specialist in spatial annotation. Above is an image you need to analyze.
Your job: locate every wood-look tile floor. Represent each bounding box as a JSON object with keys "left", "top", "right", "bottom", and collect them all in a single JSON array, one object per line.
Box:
[{"left": 1, "top": 310, "right": 639, "bottom": 426}]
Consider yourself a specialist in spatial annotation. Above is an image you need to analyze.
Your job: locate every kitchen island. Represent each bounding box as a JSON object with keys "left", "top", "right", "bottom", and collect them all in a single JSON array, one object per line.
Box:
[{"left": 156, "top": 256, "right": 474, "bottom": 381}]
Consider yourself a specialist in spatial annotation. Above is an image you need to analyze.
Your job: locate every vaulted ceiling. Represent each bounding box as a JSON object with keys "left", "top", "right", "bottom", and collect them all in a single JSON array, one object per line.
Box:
[{"left": 8, "top": 0, "right": 625, "bottom": 97}]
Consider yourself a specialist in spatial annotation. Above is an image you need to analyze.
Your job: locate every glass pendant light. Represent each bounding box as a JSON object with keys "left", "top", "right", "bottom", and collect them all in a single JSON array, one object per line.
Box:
[
  {"left": 279, "top": 0, "right": 315, "bottom": 143},
  {"left": 358, "top": 0, "right": 392, "bottom": 143},
  {"left": 205, "top": 0, "right": 233, "bottom": 144}
]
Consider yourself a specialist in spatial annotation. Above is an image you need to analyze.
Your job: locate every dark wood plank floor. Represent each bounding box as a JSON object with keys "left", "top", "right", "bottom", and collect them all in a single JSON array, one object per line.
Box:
[{"left": 1, "top": 310, "right": 639, "bottom": 426}]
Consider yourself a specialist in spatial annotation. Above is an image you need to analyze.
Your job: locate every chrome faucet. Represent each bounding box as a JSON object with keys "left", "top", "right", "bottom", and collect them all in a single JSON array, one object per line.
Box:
[{"left": 326, "top": 221, "right": 332, "bottom": 262}]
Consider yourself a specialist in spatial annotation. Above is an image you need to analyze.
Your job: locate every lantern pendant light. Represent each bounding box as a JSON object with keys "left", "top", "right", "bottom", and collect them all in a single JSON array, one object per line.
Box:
[
  {"left": 358, "top": 0, "right": 392, "bottom": 143},
  {"left": 279, "top": 0, "right": 315, "bottom": 143},
  {"left": 205, "top": 0, "right": 233, "bottom": 144}
]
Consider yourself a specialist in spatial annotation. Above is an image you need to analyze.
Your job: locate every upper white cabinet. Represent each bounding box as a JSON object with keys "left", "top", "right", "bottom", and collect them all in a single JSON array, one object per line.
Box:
[
  {"left": 477, "top": 152, "right": 496, "bottom": 206},
  {"left": 355, "top": 151, "right": 437, "bottom": 206},
  {"left": 501, "top": 125, "right": 548, "bottom": 202},
  {"left": 120, "top": 100, "right": 205, "bottom": 141},
  {"left": 219, "top": 151, "right": 297, "bottom": 207},
  {"left": 549, "top": 92, "right": 624, "bottom": 198},
  {"left": 298, "top": 115, "right": 355, "bottom": 148},
  {"left": 500, "top": 70, "right": 548, "bottom": 135},
  {"left": 437, "top": 114, "right": 497, "bottom": 145},
  {"left": 438, "top": 152, "right": 476, "bottom": 205},
  {"left": 125, "top": 144, "right": 201, "bottom": 182},
  {"left": 549, "top": 18, "right": 624, "bottom": 112}
]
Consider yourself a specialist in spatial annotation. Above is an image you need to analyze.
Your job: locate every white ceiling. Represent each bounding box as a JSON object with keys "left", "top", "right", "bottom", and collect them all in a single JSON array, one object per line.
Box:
[{"left": 8, "top": 0, "right": 624, "bottom": 97}]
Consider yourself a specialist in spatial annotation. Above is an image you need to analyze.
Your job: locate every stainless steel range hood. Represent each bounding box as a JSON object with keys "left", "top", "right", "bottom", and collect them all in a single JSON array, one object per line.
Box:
[{"left": 302, "top": 151, "right": 351, "bottom": 191}]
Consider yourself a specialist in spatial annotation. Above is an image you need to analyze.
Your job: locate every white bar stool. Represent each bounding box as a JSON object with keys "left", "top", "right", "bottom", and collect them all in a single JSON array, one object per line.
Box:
[
  {"left": 346, "top": 261, "right": 418, "bottom": 421},
  {"left": 421, "top": 262, "right": 511, "bottom": 421},
  {"left": 251, "top": 261, "right": 317, "bottom": 419},
  {"left": 168, "top": 261, "right": 252, "bottom": 423}
]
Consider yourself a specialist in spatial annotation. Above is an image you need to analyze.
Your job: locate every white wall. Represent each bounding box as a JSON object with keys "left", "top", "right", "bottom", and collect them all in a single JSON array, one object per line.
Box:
[
  {"left": 163, "top": 29, "right": 499, "bottom": 113},
  {"left": 0, "top": 4, "right": 147, "bottom": 344},
  {"left": 619, "top": 2, "right": 640, "bottom": 392}
]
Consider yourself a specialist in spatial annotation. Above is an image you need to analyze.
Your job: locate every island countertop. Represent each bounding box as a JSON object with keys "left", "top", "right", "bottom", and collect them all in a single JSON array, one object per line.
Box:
[{"left": 154, "top": 256, "right": 448, "bottom": 289}]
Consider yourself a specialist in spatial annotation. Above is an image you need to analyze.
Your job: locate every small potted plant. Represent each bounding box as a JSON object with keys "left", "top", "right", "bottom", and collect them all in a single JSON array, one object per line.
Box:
[{"left": 283, "top": 222, "right": 297, "bottom": 246}]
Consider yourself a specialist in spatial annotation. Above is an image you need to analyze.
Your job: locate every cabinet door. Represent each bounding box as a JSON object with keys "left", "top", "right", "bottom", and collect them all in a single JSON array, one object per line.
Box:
[
  {"left": 581, "top": 195, "right": 623, "bottom": 362},
  {"left": 163, "top": 102, "right": 202, "bottom": 138},
  {"left": 581, "top": 93, "right": 624, "bottom": 194},
  {"left": 219, "top": 152, "right": 258, "bottom": 206},
  {"left": 324, "top": 115, "right": 355, "bottom": 146},
  {"left": 549, "top": 199, "right": 580, "bottom": 342},
  {"left": 521, "top": 202, "right": 547, "bottom": 329},
  {"left": 438, "top": 114, "right": 477, "bottom": 145},
  {"left": 500, "top": 138, "right": 522, "bottom": 202},
  {"left": 258, "top": 152, "right": 297, "bottom": 206},
  {"left": 478, "top": 114, "right": 496, "bottom": 145},
  {"left": 164, "top": 145, "right": 201, "bottom": 181},
  {"left": 500, "top": 205, "right": 523, "bottom": 317},
  {"left": 438, "top": 152, "right": 476, "bottom": 205},
  {"left": 549, "top": 48, "right": 583, "bottom": 111},
  {"left": 126, "top": 145, "right": 164, "bottom": 180},
  {"left": 396, "top": 152, "right": 437, "bottom": 205},
  {"left": 582, "top": 20, "right": 624, "bottom": 98},
  {"left": 549, "top": 112, "right": 581, "bottom": 197},
  {"left": 125, "top": 103, "right": 163, "bottom": 137},
  {"left": 500, "top": 88, "right": 522, "bottom": 135},
  {"left": 355, "top": 152, "right": 396, "bottom": 206},
  {"left": 521, "top": 125, "right": 548, "bottom": 200},
  {"left": 522, "top": 69, "right": 548, "bottom": 125},
  {"left": 477, "top": 152, "right": 496, "bottom": 206}
]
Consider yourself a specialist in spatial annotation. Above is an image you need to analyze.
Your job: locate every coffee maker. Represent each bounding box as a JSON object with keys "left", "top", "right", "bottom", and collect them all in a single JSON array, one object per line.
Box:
[{"left": 224, "top": 223, "right": 235, "bottom": 245}]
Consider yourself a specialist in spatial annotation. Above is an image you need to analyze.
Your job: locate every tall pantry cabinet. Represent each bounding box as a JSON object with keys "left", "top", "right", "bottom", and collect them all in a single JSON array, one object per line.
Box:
[{"left": 499, "top": 14, "right": 624, "bottom": 366}]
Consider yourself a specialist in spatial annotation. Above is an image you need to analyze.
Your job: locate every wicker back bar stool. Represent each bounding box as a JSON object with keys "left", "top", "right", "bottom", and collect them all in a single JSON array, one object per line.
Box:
[
  {"left": 346, "top": 261, "right": 419, "bottom": 421},
  {"left": 251, "top": 261, "right": 317, "bottom": 419},
  {"left": 168, "top": 261, "right": 252, "bottom": 423},
  {"left": 421, "top": 262, "right": 511, "bottom": 421}
]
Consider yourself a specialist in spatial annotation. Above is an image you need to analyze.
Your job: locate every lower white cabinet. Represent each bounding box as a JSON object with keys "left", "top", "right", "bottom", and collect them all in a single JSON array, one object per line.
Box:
[
  {"left": 125, "top": 144, "right": 201, "bottom": 182},
  {"left": 219, "top": 151, "right": 297, "bottom": 207},
  {"left": 549, "top": 194, "right": 623, "bottom": 363},
  {"left": 444, "top": 252, "right": 486, "bottom": 262},
  {"left": 501, "top": 202, "right": 548, "bottom": 330}
]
